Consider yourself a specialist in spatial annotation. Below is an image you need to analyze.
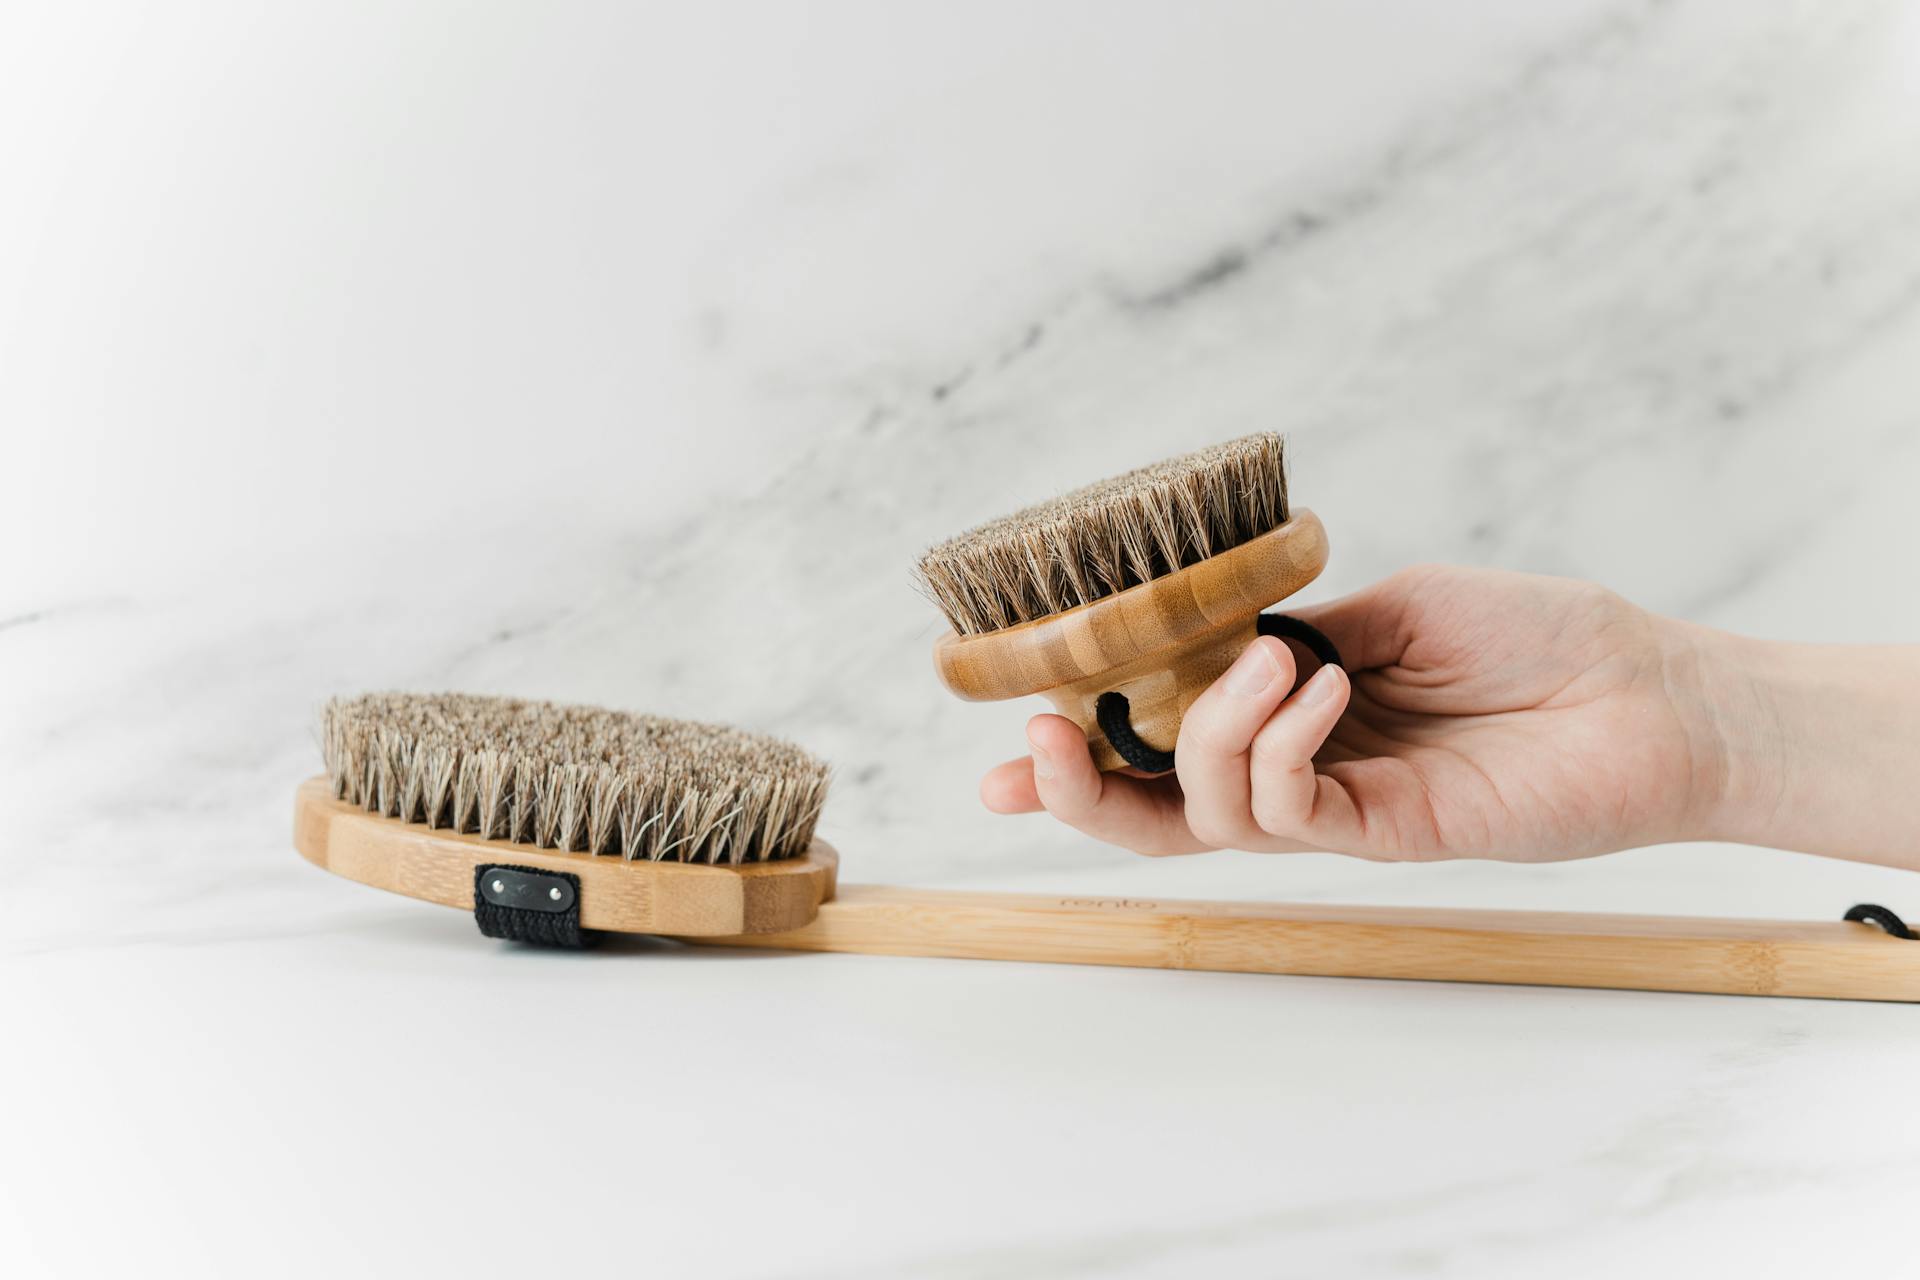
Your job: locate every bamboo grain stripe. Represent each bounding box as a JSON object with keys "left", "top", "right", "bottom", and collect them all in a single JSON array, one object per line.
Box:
[{"left": 1098, "top": 613, "right": 1344, "bottom": 774}]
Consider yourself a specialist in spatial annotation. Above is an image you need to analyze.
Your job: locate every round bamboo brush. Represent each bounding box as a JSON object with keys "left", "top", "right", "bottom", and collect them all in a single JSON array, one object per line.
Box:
[
  {"left": 292, "top": 693, "right": 1920, "bottom": 1000},
  {"left": 915, "top": 433, "right": 1334, "bottom": 772}
]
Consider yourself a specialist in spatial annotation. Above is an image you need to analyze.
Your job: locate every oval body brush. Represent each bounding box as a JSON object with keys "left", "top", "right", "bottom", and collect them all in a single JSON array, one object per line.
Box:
[
  {"left": 915, "top": 433, "right": 1333, "bottom": 772},
  {"left": 294, "top": 693, "right": 1920, "bottom": 1002},
  {"left": 306, "top": 693, "right": 840, "bottom": 940}
]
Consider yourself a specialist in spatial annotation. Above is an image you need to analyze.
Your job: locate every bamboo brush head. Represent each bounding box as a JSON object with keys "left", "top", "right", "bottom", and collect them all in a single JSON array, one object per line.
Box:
[
  {"left": 916, "top": 432, "right": 1290, "bottom": 636},
  {"left": 297, "top": 695, "right": 839, "bottom": 937},
  {"left": 917, "top": 433, "right": 1329, "bottom": 771},
  {"left": 323, "top": 692, "right": 830, "bottom": 864}
]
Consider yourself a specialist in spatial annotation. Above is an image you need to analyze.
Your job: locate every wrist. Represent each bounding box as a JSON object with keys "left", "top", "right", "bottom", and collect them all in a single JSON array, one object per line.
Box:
[
  {"left": 1656, "top": 617, "right": 1784, "bottom": 846},
  {"left": 1661, "top": 622, "right": 1920, "bottom": 866}
]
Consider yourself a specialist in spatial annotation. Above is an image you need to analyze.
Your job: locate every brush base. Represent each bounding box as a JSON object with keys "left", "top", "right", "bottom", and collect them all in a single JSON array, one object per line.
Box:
[
  {"left": 934, "top": 510, "right": 1329, "bottom": 771},
  {"left": 292, "top": 778, "right": 837, "bottom": 936},
  {"left": 1044, "top": 621, "right": 1258, "bottom": 771}
]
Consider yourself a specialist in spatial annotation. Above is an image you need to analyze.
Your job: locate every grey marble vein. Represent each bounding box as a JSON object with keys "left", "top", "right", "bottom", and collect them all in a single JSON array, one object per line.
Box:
[{"left": 5, "top": 2, "right": 1920, "bottom": 1276}]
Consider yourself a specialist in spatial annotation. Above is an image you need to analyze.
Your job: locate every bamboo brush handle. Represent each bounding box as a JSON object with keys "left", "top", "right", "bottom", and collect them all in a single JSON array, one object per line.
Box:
[
  {"left": 695, "top": 885, "right": 1920, "bottom": 1002},
  {"left": 295, "top": 780, "right": 1920, "bottom": 1001},
  {"left": 933, "top": 510, "right": 1330, "bottom": 771}
]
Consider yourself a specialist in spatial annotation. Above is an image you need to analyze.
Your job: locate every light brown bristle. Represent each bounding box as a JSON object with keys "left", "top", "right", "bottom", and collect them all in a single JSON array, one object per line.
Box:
[
  {"left": 915, "top": 432, "right": 1290, "bottom": 636},
  {"left": 321, "top": 693, "right": 830, "bottom": 865}
]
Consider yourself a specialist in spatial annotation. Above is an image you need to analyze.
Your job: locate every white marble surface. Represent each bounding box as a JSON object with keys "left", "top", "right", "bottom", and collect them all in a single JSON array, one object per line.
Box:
[{"left": 6, "top": 2, "right": 1920, "bottom": 1275}]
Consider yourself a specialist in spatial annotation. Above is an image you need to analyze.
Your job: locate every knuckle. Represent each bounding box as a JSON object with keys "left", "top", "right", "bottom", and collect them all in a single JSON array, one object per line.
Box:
[
  {"left": 1176, "top": 711, "right": 1236, "bottom": 759},
  {"left": 1395, "top": 562, "right": 1449, "bottom": 588},
  {"left": 1247, "top": 730, "right": 1298, "bottom": 775},
  {"left": 1044, "top": 802, "right": 1090, "bottom": 832},
  {"left": 1184, "top": 813, "right": 1228, "bottom": 848},
  {"left": 1250, "top": 779, "right": 1310, "bottom": 836},
  {"left": 1185, "top": 808, "right": 1249, "bottom": 851},
  {"left": 1038, "top": 790, "right": 1095, "bottom": 825}
]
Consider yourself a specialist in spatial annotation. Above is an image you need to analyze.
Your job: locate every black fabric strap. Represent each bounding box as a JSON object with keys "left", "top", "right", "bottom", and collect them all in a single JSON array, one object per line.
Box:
[
  {"left": 1097, "top": 691, "right": 1176, "bottom": 775},
  {"left": 1844, "top": 903, "right": 1917, "bottom": 940},
  {"left": 474, "top": 864, "right": 597, "bottom": 948},
  {"left": 1097, "top": 613, "right": 1346, "bottom": 775},
  {"left": 1257, "top": 612, "right": 1344, "bottom": 668}
]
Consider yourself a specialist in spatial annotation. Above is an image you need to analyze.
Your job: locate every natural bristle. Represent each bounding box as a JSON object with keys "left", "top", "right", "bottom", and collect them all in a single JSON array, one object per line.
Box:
[
  {"left": 321, "top": 693, "right": 830, "bottom": 865},
  {"left": 916, "top": 432, "right": 1290, "bottom": 635}
]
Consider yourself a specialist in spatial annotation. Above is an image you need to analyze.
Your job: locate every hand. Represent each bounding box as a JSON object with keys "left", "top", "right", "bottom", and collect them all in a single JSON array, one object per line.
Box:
[{"left": 979, "top": 565, "right": 1734, "bottom": 862}]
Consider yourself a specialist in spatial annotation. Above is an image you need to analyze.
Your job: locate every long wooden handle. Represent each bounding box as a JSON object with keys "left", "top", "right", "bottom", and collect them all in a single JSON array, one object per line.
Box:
[{"left": 694, "top": 885, "right": 1920, "bottom": 1001}]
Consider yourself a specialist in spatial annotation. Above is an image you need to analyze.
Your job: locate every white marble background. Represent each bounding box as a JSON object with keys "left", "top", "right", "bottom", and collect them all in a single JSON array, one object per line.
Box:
[{"left": 5, "top": 2, "right": 1920, "bottom": 1276}]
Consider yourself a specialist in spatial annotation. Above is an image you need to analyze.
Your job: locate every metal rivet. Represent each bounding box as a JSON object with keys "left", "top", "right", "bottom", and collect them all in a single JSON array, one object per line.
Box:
[
  {"left": 491, "top": 879, "right": 505, "bottom": 894},
  {"left": 549, "top": 886, "right": 564, "bottom": 901}
]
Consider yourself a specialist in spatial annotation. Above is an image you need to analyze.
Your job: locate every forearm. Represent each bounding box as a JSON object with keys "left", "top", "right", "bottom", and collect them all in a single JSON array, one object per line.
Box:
[{"left": 1676, "top": 623, "right": 1920, "bottom": 869}]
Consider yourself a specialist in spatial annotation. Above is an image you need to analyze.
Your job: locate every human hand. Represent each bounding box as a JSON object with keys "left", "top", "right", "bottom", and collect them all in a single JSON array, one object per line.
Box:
[{"left": 979, "top": 565, "right": 1736, "bottom": 861}]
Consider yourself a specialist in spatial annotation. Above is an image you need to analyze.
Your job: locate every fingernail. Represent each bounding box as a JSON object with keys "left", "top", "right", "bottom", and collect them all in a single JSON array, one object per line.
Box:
[
  {"left": 1223, "top": 641, "right": 1280, "bottom": 697},
  {"left": 1296, "top": 664, "right": 1342, "bottom": 708},
  {"left": 1030, "top": 741, "right": 1055, "bottom": 780}
]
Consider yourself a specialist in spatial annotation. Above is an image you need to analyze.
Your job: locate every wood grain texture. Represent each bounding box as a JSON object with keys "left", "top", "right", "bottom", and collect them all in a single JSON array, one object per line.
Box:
[
  {"left": 932, "top": 510, "right": 1329, "bottom": 770},
  {"left": 695, "top": 885, "right": 1920, "bottom": 1002},
  {"left": 292, "top": 777, "right": 836, "bottom": 935},
  {"left": 294, "top": 778, "right": 1920, "bottom": 1000}
]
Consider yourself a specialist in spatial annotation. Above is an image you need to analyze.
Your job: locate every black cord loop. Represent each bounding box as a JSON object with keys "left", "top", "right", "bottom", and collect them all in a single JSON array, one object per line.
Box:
[
  {"left": 1844, "top": 903, "right": 1917, "bottom": 940},
  {"left": 1256, "top": 613, "right": 1344, "bottom": 669},
  {"left": 1096, "top": 691, "right": 1176, "bottom": 775},
  {"left": 1095, "top": 613, "right": 1346, "bottom": 775}
]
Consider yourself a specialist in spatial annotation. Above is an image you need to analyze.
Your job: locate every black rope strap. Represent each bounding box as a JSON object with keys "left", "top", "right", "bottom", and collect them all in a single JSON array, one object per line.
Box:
[
  {"left": 1097, "top": 613, "right": 1346, "bottom": 775},
  {"left": 1844, "top": 903, "right": 1917, "bottom": 940},
  {"left": 1096, "top": 691, "right": 1177, "bottom": 775},
  {"left": 475, "top": 864, "right": 598, "bottom": 948},
  {"left": 1256, "top": 611, "right": 1344, "bottom": 668}
]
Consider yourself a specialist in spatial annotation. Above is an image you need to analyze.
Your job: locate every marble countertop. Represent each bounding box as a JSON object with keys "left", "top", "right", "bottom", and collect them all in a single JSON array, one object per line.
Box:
[{"left": 6, "top": 2, "right": 1920, "bottom": 1275}]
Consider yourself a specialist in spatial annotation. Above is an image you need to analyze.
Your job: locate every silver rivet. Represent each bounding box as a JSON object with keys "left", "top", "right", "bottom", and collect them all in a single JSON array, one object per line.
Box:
[
  {"left": 491, "top": 879, "right": 505, "bottom": 894},
  {"left": 549, "top": 886, "right": 564, "bottom": 901}
]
